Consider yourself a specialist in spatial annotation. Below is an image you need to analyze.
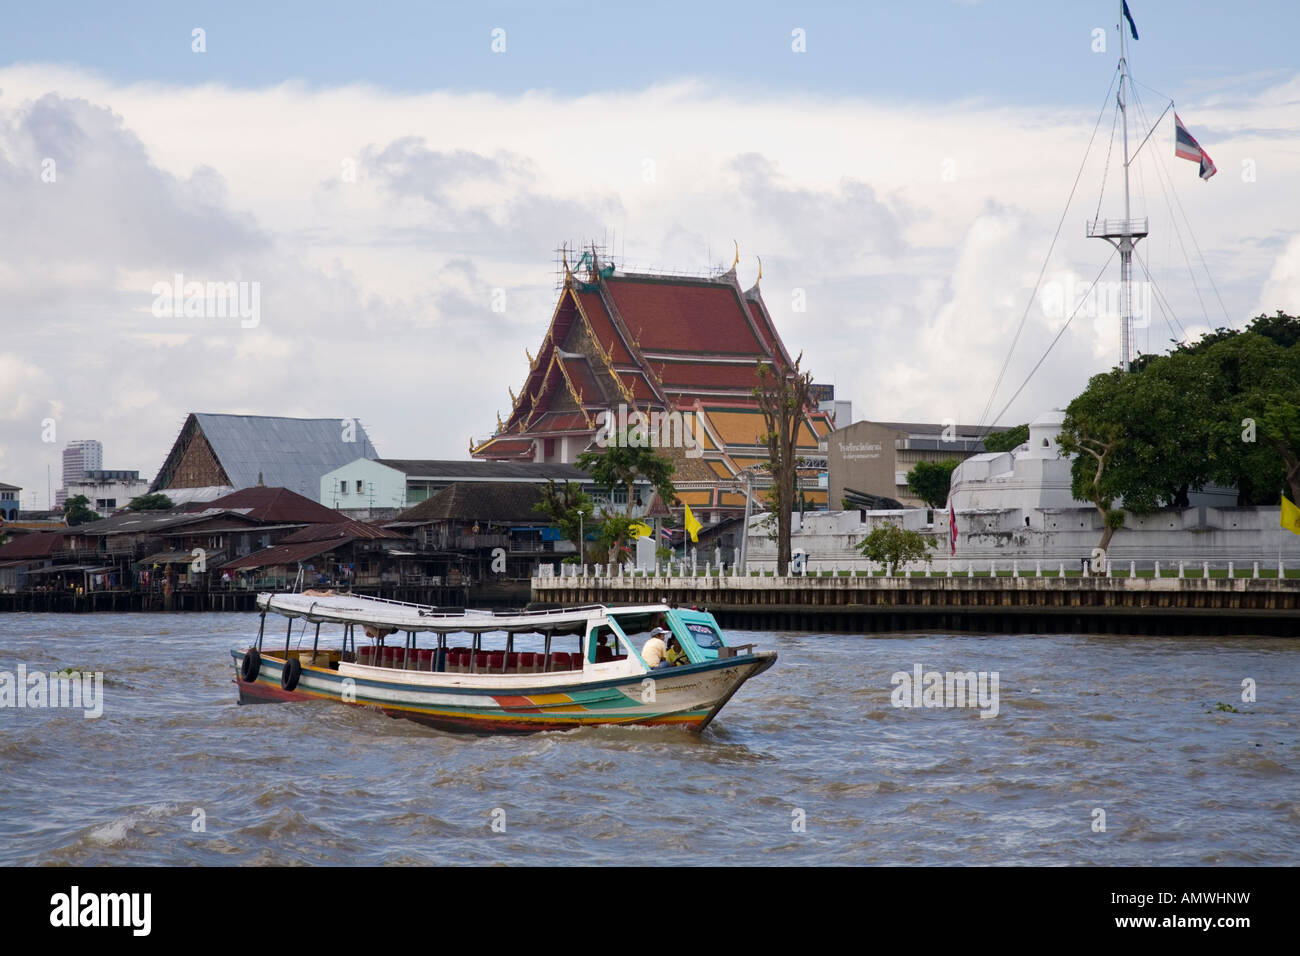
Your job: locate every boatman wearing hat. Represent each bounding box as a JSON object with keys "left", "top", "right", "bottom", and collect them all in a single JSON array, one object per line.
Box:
[{"left": 642, "top": 616, "right": 672, "bottom": 669}]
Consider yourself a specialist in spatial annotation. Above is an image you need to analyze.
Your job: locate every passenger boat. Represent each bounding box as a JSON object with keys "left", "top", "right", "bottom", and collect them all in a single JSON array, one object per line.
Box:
[{"left": 230, "top": 592, "right": 776, "bottom": 734}]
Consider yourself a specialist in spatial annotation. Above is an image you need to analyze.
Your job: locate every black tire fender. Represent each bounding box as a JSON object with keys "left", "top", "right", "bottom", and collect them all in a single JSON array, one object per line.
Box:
[
  {"left": 280, "top": 656, "right": 302, "bottom": 692},
  {"left": 240, "top": 647, "right": 261, "bottom": 683}
]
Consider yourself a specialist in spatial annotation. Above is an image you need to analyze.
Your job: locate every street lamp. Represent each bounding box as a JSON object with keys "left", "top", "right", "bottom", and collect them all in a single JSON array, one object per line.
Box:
[{"left": 577, "top": 507, "right": 587, "bottom": 568}]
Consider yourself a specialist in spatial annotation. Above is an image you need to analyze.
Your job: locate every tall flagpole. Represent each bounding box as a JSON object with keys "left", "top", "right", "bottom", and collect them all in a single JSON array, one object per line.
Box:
[
  {"left": 1119, "top": 0, "right": 1133, "bottom": 372},
  {"left": 1088, "top": 2, "right": 1147, "bottom": 372}
]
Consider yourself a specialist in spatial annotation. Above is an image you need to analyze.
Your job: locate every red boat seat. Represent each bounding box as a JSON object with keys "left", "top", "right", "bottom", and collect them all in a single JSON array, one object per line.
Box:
[
  {"left": 487, "top": 652, "right": 505, "bottom": 672},
  {"left": 519, "top": 652, "right": 536, "bottom": 673},
  {"left": 418, "top": 649, "right": 435, "bottom": 671},
  {"left": 358, "top": 646, "right": 374, "bottom": 666}
]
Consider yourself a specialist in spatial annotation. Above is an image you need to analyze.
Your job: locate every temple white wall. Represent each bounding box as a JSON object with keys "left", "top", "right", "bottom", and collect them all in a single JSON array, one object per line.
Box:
[{"left": 745, "top": 505, "right": 1300, "bottom": 571}]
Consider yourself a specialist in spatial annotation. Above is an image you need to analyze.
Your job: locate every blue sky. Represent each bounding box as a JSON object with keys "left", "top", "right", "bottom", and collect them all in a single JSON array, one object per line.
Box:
[{"left": 3, "top": 0, "right": 1295, "bottom": 105}]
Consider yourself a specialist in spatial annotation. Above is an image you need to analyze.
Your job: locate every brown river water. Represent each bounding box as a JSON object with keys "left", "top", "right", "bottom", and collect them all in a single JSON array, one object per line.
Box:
[{"left": 1, "top": 612, "right": 1296, "bottom": 865}]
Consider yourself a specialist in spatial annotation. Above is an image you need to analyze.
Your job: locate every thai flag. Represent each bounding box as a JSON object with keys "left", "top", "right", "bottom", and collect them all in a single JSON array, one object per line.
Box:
[
  {"left": 949, "top": 501, "right": 958, "bottom": 556},
  {"left": 659, "top": 527, "right": 673, "bottom": 542},
  {"left": 1174, "top": 113, "right": 1217, "bottom": 181}
]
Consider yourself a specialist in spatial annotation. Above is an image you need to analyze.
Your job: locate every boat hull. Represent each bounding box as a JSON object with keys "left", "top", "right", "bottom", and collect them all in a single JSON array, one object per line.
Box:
[{"left": 231, "top": 650, "right": 776, "bottom": 735}]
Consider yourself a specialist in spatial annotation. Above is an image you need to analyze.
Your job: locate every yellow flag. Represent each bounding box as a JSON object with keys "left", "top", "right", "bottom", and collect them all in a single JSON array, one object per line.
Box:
[
  {"left": 683, "top": 504, "right": 702, "bottom": 543},
  {"left": 629, "top": 521, "right": 653, "bottom": 539},
  {"left": 1282, "top": 496, "right": 1300, "bottom": 536}
]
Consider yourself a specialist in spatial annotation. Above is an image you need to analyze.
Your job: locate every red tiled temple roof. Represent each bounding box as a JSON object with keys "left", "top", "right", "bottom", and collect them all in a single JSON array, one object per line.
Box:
[
  {"left": 574, "top": 292, "right": 633, "bottom": 364},
  {"left": 604, "top": 277, "right": 767, "bottom": 356},
  {"left": 473, "top": 259, "right": 826, "bottom": 513}
]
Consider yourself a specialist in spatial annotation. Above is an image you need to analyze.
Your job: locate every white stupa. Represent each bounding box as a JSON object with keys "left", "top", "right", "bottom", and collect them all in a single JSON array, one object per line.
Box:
[{"left": 948, "top": 409, "right": 1087, "bottom": 514}]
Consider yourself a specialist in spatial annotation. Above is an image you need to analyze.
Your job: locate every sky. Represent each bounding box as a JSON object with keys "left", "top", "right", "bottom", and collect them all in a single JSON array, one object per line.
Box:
[{"left": 2, "top": 0, "right": 1299, "bottom": 508}]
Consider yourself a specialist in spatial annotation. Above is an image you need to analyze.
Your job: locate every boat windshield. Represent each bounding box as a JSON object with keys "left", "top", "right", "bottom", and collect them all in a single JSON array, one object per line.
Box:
[{"left": 682, "top": 620, "right": 722, "bottom": 650}]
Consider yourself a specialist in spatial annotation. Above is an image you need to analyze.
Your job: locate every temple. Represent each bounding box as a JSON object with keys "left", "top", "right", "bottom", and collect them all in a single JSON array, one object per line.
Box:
[{"left": 471, "top": 247, "right": 834, "bottom": 522}]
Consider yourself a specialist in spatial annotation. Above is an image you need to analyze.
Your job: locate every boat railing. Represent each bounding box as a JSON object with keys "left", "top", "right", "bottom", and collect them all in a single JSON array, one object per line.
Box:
[{"left": 259, "top": 591, "right": 617, "bottom": 622}]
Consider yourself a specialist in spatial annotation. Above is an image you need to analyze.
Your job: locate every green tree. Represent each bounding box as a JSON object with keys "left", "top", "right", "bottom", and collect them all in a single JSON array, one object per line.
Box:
[
  {"left": 593, "top": 512, "right": 638, "bottom": 565},
  {"left": 1058, "top": 372, "right": 1129, "bottom": 551},
  {"left": 1205, "top": 332, "right": 1300, "bottom": 503},
  {"left": 754, "top": 354, "right": 815, "bottom": 575},
  {"left": 577, "top": 431, "right": 675, "bottom": 517},
  {"left": 906, "top": 459, "right": 960, "bottom": 510},
  {"left": 855, "top": 524, "right": 936, "bottom": 570},
  {"left": 63, "top": 494, "right": 98, "bottom": 527},
  {"left": 982, "top": 424, "right": 1028, "bottom": 453},
  {"left": 532, "top": 480, "right": 594, "bottom": 557},
  {"left": 1055, "top": 311, "right": 1300, "bottom": 533},
  {"left": 127, "top": 493, "right": 174, "bottom": 511}
]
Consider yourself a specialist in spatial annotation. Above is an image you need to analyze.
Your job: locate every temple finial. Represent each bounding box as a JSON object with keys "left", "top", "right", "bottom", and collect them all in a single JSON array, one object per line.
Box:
[
  {"left": 756, "top": 255, "right": 763, "bottom": 283},
  {"left": 731, "top": 239, "right": 739, "bottom": 269}
]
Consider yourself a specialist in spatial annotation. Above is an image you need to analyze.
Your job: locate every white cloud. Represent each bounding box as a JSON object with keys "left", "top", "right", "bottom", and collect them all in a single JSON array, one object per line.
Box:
[{"left": 0, "top": 66, "right": 1297, "bottom": 504}]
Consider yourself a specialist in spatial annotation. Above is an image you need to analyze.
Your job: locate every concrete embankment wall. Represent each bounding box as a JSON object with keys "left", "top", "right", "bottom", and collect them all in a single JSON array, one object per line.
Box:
[
  {"left": 744, "top": 506, "right": 1300, "bottom": 571},
  {"left": 532, "top": 574, "right": 1300, "bottom": 637}
]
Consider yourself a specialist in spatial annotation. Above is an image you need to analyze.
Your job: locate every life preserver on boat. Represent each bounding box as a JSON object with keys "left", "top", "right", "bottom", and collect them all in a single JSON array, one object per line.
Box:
[
  {"left": 280, "top": 656, "right": 302, "bottom": 692},
  {"left": 240, "top": 647, "right": 261, "bottom": 682}
]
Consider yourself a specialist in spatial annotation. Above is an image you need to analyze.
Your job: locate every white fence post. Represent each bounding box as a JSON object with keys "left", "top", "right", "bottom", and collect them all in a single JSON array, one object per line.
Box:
[
  {"left": 1035, "top": 561, "right": 1042, "bottom": 578},
  {"left": 1228, "top": 561, "right": 1235, "bottom": 579},
  {"left": 1154, "top": 560, "right": 1160, "bottom": 578},
  {"left": 1253, "top": 561, "right": 1260, "bottom": 579},
  {"left": 1202, "top": 561, "right": 1209, "bottom": 579},
  {"left": 1178, "top": 561, "right": 1185, "bottom": 579},
  {"left": 1129, "top": 560, "right": 1135, "bottom": 577}
]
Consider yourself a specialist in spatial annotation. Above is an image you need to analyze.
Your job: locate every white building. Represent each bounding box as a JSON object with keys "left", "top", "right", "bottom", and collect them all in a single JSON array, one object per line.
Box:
[
  {"left": 65, "top": 470, "right": 150, "bottom": 515},
  {"left": 57, "top": 439, "right": 103, "bottom": 507},
  {"left": 319, "top": 458, "right": 593, "bottom": 517}
]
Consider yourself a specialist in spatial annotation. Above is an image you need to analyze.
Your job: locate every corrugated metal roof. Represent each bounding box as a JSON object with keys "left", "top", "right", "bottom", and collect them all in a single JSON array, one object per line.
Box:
[
  {"left": 280, "top": 520, "right": 404, "bottom": 544},
  {"left": 201, "top": 487, "right": 348, "bottom": 524},
  {"left": 220, "top": 539, "right": 347, "bottom": 571},
  {"left": 194, "top": 413, "right": 378, "bottom": 499},
  {"left": 0, "top": 532, "right": 69, "bottom": 558},
  {"left": 396, "top": 482, "right": 548, "bottom": 524}
]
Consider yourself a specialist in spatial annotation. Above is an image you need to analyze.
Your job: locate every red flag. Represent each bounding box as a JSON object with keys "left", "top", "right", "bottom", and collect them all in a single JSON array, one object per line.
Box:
[
  {"left": 1174, "top": 113, "right": 1217, "bottom": 181},
  {"left": 949, "top": 502, "right": 958, "bottom": 555}
]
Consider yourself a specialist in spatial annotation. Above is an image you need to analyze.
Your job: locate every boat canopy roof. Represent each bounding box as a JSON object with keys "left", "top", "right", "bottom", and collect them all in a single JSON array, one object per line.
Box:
[{"left": 256, "top": 591, "right": 669, "bottom": 633}]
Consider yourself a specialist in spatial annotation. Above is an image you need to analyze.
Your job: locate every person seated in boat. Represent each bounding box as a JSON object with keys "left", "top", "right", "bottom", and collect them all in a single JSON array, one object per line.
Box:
[
  {"left": 665, "top": 636, "right": 688, "bottom": 667},
  {"left": 642, "top": 619, "right": 672, "bottom": 669}
]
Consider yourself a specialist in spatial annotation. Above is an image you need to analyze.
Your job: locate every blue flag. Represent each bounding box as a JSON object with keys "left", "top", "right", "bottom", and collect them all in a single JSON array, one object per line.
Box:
[{"left": 1122, "top": 1, "right": 1139, "bottom": 40}]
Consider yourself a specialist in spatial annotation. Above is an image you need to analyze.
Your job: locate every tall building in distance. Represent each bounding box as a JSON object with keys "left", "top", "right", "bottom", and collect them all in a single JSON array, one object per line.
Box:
[{"left": 57, "top": 439, "right": 103, "bottom": 507}]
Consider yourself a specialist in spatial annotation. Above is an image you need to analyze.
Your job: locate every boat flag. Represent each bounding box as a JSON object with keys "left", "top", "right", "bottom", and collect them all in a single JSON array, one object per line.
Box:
[
  {"left": 683, "top": 504, "right": 702, "bottom": 543},
  {"left": 1121, "top": 1, "right": 1139, "bottom": 41},
  {"left": 629, "top": 521, "right": 653, "bottom": 538},
  {"left": 1282, "top": 496, "right": 1300, "bottom": 536},
  {"left": 1174, "top": 113, "right": 1217, "bottom": 180},
  {"left": 949, "top": 501, "right": 958, "bottom": 555}
]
